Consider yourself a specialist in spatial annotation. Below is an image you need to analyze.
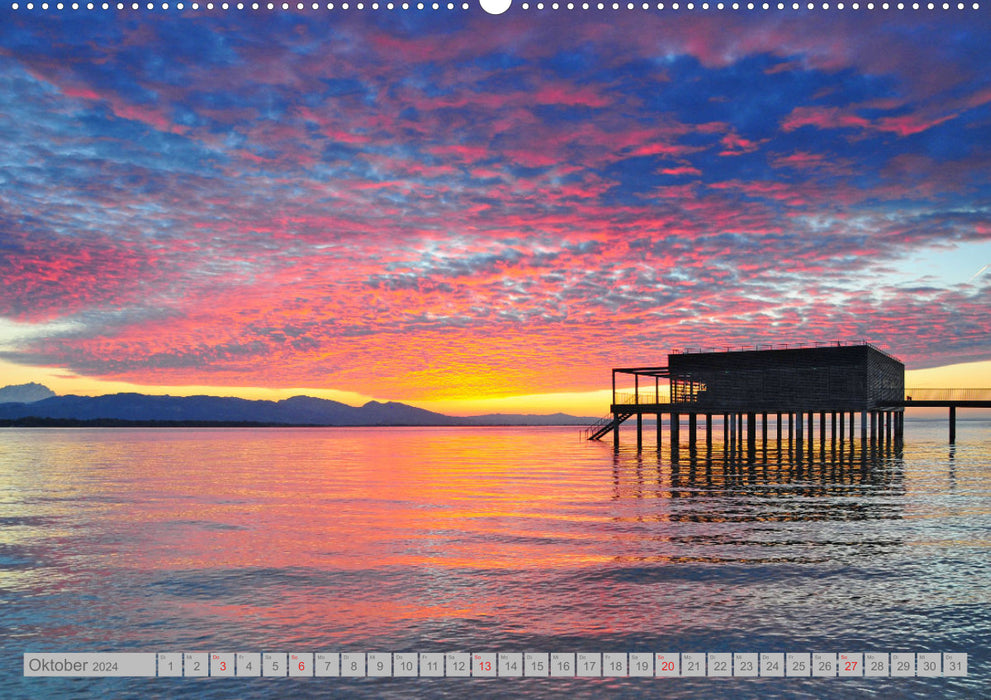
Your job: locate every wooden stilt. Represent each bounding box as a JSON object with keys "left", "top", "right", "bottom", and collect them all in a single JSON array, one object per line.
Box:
[{"left": 747, "top": 413, "right": 756, "bottom": 453}]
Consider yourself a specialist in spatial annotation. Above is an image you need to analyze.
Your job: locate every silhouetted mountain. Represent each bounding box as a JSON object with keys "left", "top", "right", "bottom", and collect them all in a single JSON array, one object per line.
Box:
[
  {"left": 359, "top": 400, "right": 459, "bottom": 425},
  {"left": 461, "top": 412, "right": 592, "bottom": 426},
  {"left": 0, "top": 392, "right": 595, "bottom": 426},
  {"left": 0, "top": 383, "right": 56, "bottom": 404}
]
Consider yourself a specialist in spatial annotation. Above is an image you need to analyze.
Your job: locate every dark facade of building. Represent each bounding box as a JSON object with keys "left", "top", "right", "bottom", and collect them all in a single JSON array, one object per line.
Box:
[{"left": 667, "top": 344, "right": 904, "bottom": 412}]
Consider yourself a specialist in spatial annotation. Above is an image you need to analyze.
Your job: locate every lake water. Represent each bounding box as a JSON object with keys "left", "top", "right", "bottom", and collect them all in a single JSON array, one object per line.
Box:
[{"left": 1, "top": 420, "right": 989, "bottom": 698}]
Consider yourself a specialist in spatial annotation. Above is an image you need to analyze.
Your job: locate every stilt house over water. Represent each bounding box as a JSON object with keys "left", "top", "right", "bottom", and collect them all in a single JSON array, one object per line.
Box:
[
  {"left": 586, "top": 342, "right": 908, "bottom": 450},
  {"left": 667, "top": 343, "right": 904, "bottom": 412}
]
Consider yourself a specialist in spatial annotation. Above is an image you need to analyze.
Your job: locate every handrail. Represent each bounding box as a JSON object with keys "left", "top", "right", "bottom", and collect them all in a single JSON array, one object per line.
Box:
[
  {"left": 581, "top": 413, "right": 615, "bottom": 440},
  {"left": 613, "top": 392, "right": 683, "bottom": 406},
  {"left": 615, "top": 392, "right": 653, "bottom": 406},
  {"left": 670, "top": 340, "right": 889, "bottom": 355},
  {"left": 610, "top": 387, "right": 991, "bottom": 406},
  {"left": 904, "top": 388, "right": 991, "bottom": 401}
]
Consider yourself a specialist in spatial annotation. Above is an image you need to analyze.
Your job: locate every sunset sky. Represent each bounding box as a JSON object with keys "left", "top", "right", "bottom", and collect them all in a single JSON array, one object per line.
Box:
[{"left": 1, "top": 8, "right": 990, "bottom": 416}]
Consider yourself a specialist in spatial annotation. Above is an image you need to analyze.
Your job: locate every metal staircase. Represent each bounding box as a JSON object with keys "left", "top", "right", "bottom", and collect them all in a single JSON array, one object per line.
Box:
[{"left": 583, "top": 411, "right": 634, "bottom": 441}]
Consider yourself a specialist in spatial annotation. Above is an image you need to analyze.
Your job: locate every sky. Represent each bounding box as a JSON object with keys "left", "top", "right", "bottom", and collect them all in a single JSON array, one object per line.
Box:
[{"left": 1, "top": 7, "right": 990, "bottom": 416}]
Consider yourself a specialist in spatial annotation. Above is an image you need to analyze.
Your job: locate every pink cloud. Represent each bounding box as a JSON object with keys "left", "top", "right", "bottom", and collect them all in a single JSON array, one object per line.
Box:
[
  {"left": 659, "top": 166, "right": 702, "bottom": 177},
  {"left": 781, "top": 106, "right": 872, "bottom": 132}
]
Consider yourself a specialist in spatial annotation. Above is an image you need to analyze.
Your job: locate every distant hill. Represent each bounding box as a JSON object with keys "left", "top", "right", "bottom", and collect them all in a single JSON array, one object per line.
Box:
[
  {"left": 0, "top": 382, "right": 56, "bottom": 404},
  {"left": 462, "top": 412, "right": 593, "bottom": 426},
  {"left": 0, "top": 389, "right": 595, "bottom": 427}
]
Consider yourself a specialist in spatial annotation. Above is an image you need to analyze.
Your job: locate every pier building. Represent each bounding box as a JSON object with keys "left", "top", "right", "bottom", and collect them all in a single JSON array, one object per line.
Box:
[
  {"left": 586, "top": 341, "right": 990, "bottom": 452},
  {"left": 586, "top": 342, "right": 910, "bottom": 454}
]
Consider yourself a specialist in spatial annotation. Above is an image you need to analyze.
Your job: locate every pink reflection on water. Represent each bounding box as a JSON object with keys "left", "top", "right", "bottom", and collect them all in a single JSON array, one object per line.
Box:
[{"left": 8, "top": 424, "right": 981, "bottom": 649}]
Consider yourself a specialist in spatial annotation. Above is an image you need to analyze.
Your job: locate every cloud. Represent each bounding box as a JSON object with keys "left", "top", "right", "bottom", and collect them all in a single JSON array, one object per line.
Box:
[{"left": 1, "top": 10, "right": 990, "bottom": 399}]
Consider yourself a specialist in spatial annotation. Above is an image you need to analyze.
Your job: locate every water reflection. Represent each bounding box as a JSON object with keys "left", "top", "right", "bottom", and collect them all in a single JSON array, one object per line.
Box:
[
  {"left": 613, "top": 439, "right": 905, "bottom": 507},
  {"left": 606, "top": 436, "right": 911, "bottom": 572},
  {"left": 1, "top": 426, "right": 988, "bottom": 700}
]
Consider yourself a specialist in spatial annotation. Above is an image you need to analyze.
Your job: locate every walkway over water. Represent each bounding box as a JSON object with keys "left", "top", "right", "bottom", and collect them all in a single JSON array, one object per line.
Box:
[
  {"left": 585, "top": 388, "right": 990, "bottom": 447},
  {"left": 902, "top": 388, "right": 991, "bottom": 406},
  {"left": 901, "top": 389, "right": 991, "bottom": 442}
]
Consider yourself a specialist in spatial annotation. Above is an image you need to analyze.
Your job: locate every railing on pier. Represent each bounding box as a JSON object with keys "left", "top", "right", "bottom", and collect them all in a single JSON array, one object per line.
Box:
[
  {"left": 669, "top": 339, "right": 888, "bottom": 355},
  {"left": 904, "top": 388, "right": 991, "bottom": 401},
  {"left": 612, "top": 388, "right": 991, "bottom": 406},
  {"left": 613, "top": 392, "right": 672, "bottom": 406}
]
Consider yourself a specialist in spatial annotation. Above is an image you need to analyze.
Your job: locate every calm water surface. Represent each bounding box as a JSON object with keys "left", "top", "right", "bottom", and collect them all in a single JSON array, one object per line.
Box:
[{"left": 1, "top": 421, "right": 989, "bottom": 698}]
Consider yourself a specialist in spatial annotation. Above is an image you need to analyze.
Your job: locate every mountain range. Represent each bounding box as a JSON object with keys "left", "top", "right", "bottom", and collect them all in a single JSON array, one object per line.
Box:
[
  {"left": 0, "top": 382, "right": 56, "bottom": 404},
  {"left": 0, "top": 384, "right": 596, "bottom": 427}
]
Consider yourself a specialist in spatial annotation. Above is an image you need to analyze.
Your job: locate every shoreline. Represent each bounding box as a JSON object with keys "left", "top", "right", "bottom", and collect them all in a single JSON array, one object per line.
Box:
[{"left": 0, "top": 417, "right": 591, "bottom": 428}]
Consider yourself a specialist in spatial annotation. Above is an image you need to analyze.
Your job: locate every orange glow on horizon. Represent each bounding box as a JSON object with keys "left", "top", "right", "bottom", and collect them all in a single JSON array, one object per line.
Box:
[{"left": 2, "top": 357, "right": 991, "bottom": 418}]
